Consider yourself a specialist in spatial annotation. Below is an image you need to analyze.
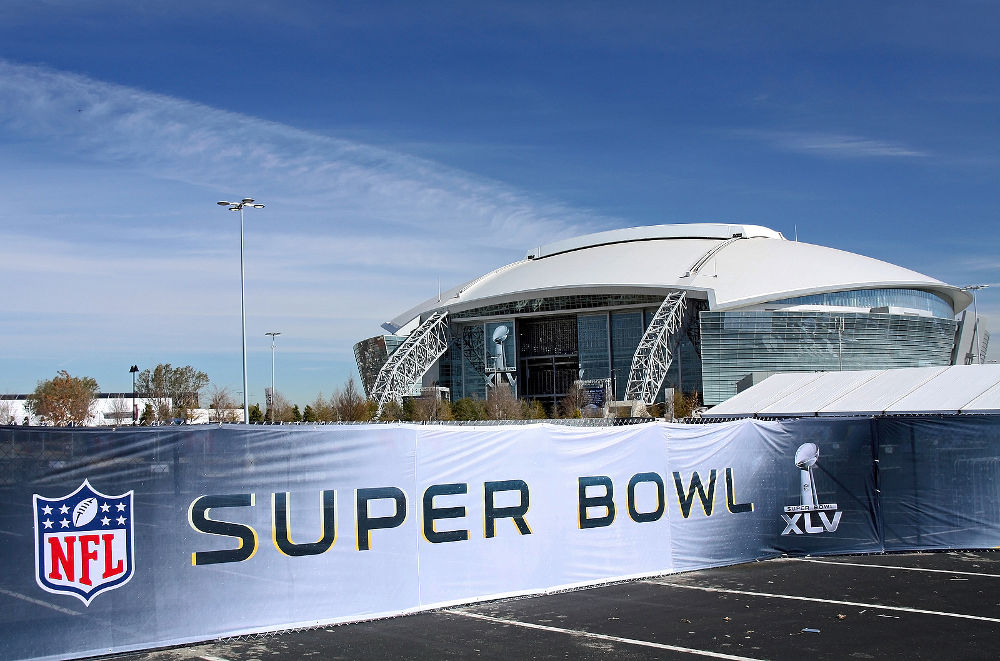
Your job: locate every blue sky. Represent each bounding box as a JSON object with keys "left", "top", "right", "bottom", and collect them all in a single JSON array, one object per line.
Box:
[{"left": 0, "top": 1, "right": 997, "bottom": 406}]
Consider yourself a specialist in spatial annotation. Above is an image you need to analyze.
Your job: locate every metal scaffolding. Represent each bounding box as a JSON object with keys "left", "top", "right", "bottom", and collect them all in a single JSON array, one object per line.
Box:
[
  {"left": 371, "top": 311, "right": 449, "bottom": 419},
  {"left": 624, "top": 292, "right": 688, "bottom": 405}
]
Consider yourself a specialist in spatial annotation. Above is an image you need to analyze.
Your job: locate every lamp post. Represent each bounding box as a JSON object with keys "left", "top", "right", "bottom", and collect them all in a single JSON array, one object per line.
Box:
[
  {"left": 129, "top": 365, "right": 139, "bottom": 425},
  {"left": 963, "top": 285, "right": 990, "bottom": 364},
  {"left": 265, "top": 331, "right": 281, "bottom": 422},
  {"left": 217, "top": 198, "right": 265, "bottom": 423}
]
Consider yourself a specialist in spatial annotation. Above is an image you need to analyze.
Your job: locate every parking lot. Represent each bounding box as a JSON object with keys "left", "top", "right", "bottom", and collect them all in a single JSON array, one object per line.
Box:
[{"left": 101, "top": 550, "right": 1000, "bottom": 660}]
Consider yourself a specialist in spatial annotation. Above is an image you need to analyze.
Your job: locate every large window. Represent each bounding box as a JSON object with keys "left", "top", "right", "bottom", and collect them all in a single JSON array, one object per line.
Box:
[
  {"left": 610, "top": 311, "right": 644, "bottom": 400},
  {"left": 517, "top": 317, "right": 578, "bottom": 406},
  {"left": 577, "top": 314, "right": 610, "bottom": 381}
]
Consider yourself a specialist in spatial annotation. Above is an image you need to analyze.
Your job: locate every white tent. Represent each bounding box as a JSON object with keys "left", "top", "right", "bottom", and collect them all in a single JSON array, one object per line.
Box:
[{"left": 705, "top": 365, "right": 1000, "bottom": 417}]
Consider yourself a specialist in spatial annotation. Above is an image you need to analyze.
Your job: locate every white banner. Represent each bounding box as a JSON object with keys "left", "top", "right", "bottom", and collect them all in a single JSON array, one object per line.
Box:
[
  {"left": 3, "top": 417, "right": 886, "bottom": 660},
  {"left": 415, "top": 423, "right": 674, "bottom": 606}
]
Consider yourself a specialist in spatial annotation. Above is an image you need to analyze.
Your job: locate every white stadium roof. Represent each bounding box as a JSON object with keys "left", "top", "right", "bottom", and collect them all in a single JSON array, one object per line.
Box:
[
  {"left": 703, "top": 365, "right": 1000, "bottom": 417},
  {"left": 385, "top": 223, "right": 970, "bottom": 332}
]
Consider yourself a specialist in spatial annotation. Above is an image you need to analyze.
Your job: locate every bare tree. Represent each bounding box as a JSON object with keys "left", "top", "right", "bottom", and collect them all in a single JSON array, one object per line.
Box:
[
  {"left": 265, "top": 389, "right": 296, "bottom": 423},
  {"left": 411, "top": 395, "right": 453, "bottom": 422},
  {"left": 309, "top": 393, "right": 336, "bottom": 422},
  {"left": 485, "top": 384, "right": 521, "bottom": 420},
  {"left": 207, "top": 385, "right": 240, "bottom": 423},
  {"left": 334, "top": 377, "right": 374, "bottom": 422},
  {"left": 105, "top": 397, "right": 133, "bottom": 426},
  {"left": 0, "top": 396, "right": 18, "bottom": 425},
  {"left": 558, "top": 381, "right": 588, "bottom": 418},
  {"left": 672, "top": 390, "right": 702, "bottom": 419}
]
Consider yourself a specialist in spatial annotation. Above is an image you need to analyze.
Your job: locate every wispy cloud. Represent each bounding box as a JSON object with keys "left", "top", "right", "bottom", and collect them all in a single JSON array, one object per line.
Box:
[
  {"left": 0, "top": 59, "right": 610, "bottom": 248},
  {"left": 736, "top": 129, "right": 928, "bottom": 159},
  {"left": 0, "top": 59, "right": 620, "bottom": 394}
]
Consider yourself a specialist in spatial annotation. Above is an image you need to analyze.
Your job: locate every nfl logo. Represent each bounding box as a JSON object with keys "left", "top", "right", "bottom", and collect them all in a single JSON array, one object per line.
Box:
[{"left": 33, "top": 479, "right": 134, "bottom": 606}]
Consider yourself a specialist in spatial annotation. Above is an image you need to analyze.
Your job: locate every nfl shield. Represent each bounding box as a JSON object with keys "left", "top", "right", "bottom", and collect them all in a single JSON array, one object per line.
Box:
[{"left": 33, "top": 479, "right": 134, "bottom": 606}]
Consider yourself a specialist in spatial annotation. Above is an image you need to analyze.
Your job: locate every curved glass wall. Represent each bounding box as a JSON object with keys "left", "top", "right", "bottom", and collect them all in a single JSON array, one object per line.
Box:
[
  {"left": 700, "top": 310, "right": 958, "bottom": 405},
  {"left": 769, "top": 288, "right": 953, "bottom": 319}
]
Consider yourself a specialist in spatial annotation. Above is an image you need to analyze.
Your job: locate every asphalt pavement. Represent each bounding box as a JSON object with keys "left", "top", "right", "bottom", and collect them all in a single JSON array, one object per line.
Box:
[{"left": 96, "top": 550, "right": 1000, "bottom": 660}]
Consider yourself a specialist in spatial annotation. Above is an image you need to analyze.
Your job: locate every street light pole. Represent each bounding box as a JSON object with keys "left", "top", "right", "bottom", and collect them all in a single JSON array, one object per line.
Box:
[
  {"left": 265, "top": 331, "right": 281, "bottom": 423},
  {"left": 129, "top": 365, "right": 139, "bottom": 425},
  {"left": 218, "top": 198, "right": 265, "bottom": 423},
  {"left": 963, "top": 284, "right": 990, "bottom": 364}
]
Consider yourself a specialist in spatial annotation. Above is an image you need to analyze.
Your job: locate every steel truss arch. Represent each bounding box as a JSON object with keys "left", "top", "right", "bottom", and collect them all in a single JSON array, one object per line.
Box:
[
  {"left": 624, "top": 292, "right": 689, "bottom": 405},
  {"left": 372, "top": 311, "right": 449, "bottom": 420}
]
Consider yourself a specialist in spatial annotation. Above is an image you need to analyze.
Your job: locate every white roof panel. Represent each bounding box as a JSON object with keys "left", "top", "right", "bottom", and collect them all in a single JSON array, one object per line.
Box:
[
  {"left": 526, "top": 223, "right": 782, "bottom": 259},
  {"left": 817, "top": 366, "right": 950, "bottom": 416},
  {"left": 705, "top": 372, "right": 824, "bottom": 416},
  {"left": 705, "top": 366, "right": 1000, "bottom": 417},
  {"left": 885, "top": 365, "right": 1000, "bottom": 414},
  {"left": 962, "top": 380, "right": 1000, "bottom": 414},
  {"left": 758, "top": 370, "right": 882, "bottom": 417}
]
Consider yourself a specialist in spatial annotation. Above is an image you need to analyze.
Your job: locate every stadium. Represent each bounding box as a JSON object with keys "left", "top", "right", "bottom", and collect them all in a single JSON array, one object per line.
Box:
[{"left": 355, "top": 223, "right": 977, "bottom": 415}]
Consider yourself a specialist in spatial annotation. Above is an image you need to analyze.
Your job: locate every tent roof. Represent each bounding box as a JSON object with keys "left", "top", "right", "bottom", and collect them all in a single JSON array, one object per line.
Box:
[{"left": 704, "top": 365, "right": 1000, "bottom": 418}]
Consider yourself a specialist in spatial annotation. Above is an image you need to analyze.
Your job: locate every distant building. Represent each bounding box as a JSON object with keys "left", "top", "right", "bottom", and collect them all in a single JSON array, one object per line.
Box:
[
  {"left": 355, "top": 223, "right": 977, "bottom": 413},
  {"left": 0, "top": 393, "right": 161, "bottom": 426}
]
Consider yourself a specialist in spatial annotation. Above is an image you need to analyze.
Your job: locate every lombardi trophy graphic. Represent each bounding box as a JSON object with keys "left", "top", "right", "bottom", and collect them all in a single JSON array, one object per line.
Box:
[
  {"left": 781, "top": 442, "right": 842, "bottom": 535},
  {"left": 794, "top": 442, "right": 820, "bottom": 508},
  {"left": 487, "top": 325, "right": 517, "bottom": 389}
]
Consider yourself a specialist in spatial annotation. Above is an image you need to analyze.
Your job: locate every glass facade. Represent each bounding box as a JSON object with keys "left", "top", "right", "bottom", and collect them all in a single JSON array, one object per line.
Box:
[
  {"left": 577, "top": 314, "right": 610, "bottom": 381},
  {"left": 610, "top": 311, "right": 644, "bottom": 400},
  {"left": 459, "top": 324, "right": 488, "bottom": 401},
  {"left": 769, "top": 288, "right": 954, "bottom": 319},
  {"left": 432, "top": 289, "right": 958, "bottom": 410},
  {"left": 661, "top": 333, "right": 703, "bottom": 396},
  {"left": 700, "top": 310, "right": 958, "bottom": 405},
  {"left": 516, "top": 316, "right": 579, "bottom": 407}
]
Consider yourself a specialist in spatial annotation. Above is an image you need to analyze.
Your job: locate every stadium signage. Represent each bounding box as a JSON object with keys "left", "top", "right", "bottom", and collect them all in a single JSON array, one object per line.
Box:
[
  {"left": 32, "top": 480, "right": 135, "bottom": 606},
  {"left": 188, "top": 468, "right": 754, "bottom": 565},
  {"left": 780, "top": 443, "right": 842, "bottom": 535}
]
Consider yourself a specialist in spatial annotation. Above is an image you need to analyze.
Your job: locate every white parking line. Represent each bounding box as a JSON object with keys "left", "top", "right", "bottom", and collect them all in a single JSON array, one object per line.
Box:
[
  {"left": 799, "top": 557, "right": 1000, "bottom": 578},
  {"left": 445, "top": 609, "right": 765, "bottom": 660},
  {"left": 0, "top": 587, "right": 80, "bottom": 616},
  {"left": 646, "top": 581, "right": 1000, "bottom": 623}
]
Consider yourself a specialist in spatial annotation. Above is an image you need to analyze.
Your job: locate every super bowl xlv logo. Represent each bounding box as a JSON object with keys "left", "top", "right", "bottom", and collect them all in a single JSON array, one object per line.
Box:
[
  {"left": 780, "top": 443, "right": 842, "bottom": 536},
  {"left": 33, "top": 479, "right": 134, "bottom": 605}
]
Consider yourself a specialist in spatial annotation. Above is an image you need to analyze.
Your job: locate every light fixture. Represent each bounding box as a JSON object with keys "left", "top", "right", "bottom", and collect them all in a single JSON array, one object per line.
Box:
[{"left": 218, "top": 197, "right": 265, "bottom": 422}]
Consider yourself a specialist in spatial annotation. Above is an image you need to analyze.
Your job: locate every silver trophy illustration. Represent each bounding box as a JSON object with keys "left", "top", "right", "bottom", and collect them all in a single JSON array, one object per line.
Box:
[
  {"left": 487, "top": 325, "right": 516, "bottom": 388},
  {"left": 794, "top": 442, "right": 820, "bottom": 509},
  {"left": 782, "top": 442, "right": 841, "bottom": 535}
]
